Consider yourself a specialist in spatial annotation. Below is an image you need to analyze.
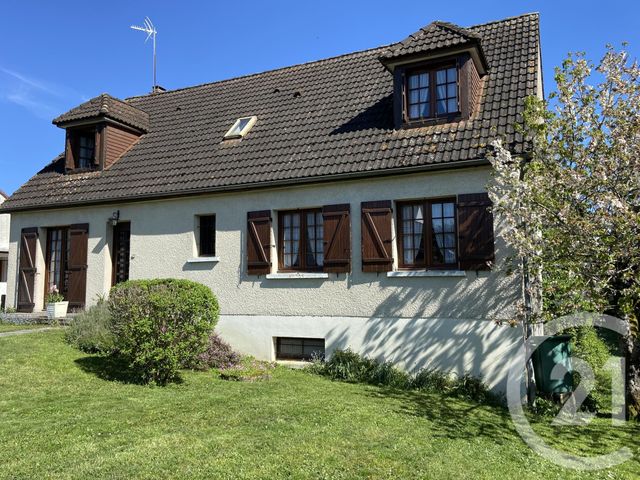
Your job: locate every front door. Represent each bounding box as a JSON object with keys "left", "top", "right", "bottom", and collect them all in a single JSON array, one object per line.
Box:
[
  {"left": 44, "top": 224, "right": 89, "bottom": 310},
  {"left": 112, "top": 222, "right": 131, "bottom": 285}
]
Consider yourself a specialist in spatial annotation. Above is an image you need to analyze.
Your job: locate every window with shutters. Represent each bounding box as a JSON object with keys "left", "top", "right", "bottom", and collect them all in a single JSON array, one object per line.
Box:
[
  {"left": 66, "top": 128, "right": 98, "bottom": 170},
  {"left": 397, "top": 199, "right": 457, "bottom": 269},
  {"left": 43, "top": 224, "right": 89, "bottom": 309},
  {"left": 196, "top": 214, "right": 216, "bottom": 257},
  {"left": 278, "top": 209, "right": 323, "bottom": 271}
]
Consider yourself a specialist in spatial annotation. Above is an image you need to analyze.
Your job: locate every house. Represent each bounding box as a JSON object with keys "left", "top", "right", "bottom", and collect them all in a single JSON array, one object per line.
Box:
[
  {"left": 1, "top": 13, "right": 542, "bottom": 392},
  {"left": 0, "top": 190, "right": 9, "bottom": 307}
]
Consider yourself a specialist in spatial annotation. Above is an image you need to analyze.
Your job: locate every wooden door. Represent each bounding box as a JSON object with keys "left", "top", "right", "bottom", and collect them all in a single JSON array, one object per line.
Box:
[{"left": 112, "top": 222, "right": 131, "bottom": 285}]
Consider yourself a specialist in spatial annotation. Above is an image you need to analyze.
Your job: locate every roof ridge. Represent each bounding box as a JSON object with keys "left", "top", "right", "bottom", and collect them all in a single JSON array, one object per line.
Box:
[
  {"left": 125, "top": 44, "right": 392, "bottom": 102},
  {"left": 125, "top": 13, "right": 539, "bottom": 103},
  {"left": 467, "top": 11, "right": 539, "bottom": 30},
  {"left": 431, "top": 21, "right": 481, "bottom": 40}
]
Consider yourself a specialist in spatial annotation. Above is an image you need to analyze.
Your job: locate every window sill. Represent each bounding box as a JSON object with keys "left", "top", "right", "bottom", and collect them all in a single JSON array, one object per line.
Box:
[
  {"left": 266, "top": 272, "right": 329, "bottom": 280},
  {"left": 186, "top": 257, "right": 220, "bottom": 263},
  {"left": 387, "top": 270, "right": 466, "bottom": 278}
]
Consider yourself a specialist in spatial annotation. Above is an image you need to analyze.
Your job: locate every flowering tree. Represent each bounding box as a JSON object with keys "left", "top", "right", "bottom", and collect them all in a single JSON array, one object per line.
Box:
[{"left": 488, "top": 46, "right": 640, "bottom": 416}]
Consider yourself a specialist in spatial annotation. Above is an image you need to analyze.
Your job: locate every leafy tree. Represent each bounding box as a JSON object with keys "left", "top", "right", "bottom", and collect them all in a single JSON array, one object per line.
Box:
[{"left": 488, "top": 46, "right": 640, "bottom": 417}]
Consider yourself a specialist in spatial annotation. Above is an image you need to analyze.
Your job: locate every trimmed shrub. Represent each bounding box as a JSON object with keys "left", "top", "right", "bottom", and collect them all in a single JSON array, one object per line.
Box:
[
  {"left": 108, "top": 279, "right": 219, "bottom": 385},
  {"left": 193, "top": 332, "right": 241, "bottom": 370},
  {"left": 64, "top": 303, "right": 115, "bottom": 354}
]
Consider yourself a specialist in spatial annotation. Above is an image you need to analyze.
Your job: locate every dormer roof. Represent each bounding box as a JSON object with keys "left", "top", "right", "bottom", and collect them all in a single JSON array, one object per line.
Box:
[
  {"left": 52, "top": 93, "right": 150, "bottom": 132},
  {"left": 380, "top": 21, "right": 489, "bottom": 74}
]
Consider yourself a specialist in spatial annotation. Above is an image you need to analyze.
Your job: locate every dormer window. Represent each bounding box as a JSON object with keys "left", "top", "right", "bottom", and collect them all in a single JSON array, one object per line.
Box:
[
  {"left": 77, "top": 131, "right": 96, "bottom": 169},
  {"left": 406, "top": 63, "right": 459, "bottom": 122},
  {"left": 53, "top": 93, "right": 149, "bottom": 173},
  {"left": 64, "top": 127, "right": 99, "bottom": 171},
  {"left": 380, "top": 21, "right": 488, "bottom": 130}
]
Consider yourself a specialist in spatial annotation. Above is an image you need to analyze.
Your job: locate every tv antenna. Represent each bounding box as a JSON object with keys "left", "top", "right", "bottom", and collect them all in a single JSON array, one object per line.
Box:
[{"left": 130, "top": 17, "right": 158, "bottom": 91}]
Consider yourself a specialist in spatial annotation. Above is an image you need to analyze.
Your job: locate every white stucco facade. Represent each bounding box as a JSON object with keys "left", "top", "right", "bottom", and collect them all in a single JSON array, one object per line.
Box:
[{"left": 6, "top": 166, "right": 522, "bottom": 392}]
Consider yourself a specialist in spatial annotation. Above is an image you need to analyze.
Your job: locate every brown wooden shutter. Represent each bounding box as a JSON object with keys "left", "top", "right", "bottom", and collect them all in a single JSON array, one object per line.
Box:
[
  {"left": 65, "top": 131, "right": 75, "bottom": 170},
  {"left": 393, "top": 68, "right": 406, "bottom": 128},
  {"left": 322, "top": 204, "right": 351, "bottom": 273},
  {"left": 457, "top": 193, "right": 494, "bottom": 270},
  {"left": 17, "top": 228, "right": 38, "bottom": 313},
  {"left": 66, "top": 223, "right": 89, "bottom": 310},
  {"left": 247, "top": 210, "right": 272, "bottom": 275},
  {"left": 361, "top": 201, "right": 393, "bottom": 272},
  {"left": 94, "top": 127, "right": 101, "bottom": 167}
]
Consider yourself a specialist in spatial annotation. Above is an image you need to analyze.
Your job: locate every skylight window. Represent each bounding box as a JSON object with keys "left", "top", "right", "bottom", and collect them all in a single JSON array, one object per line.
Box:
[{"left": 223, "top": 116, "right": 257, "bottom": 140}]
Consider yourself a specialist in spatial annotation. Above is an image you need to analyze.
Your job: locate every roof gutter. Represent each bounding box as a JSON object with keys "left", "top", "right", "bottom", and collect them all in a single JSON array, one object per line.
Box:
[{"left": 0, "top": 158, "right": 490, "bottom": 214}]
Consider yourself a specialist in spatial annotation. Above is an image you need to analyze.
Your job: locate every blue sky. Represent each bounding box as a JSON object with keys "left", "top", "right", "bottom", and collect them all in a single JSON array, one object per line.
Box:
[{"left": 1, "top": 0, "right": 638, "bottom": 195}]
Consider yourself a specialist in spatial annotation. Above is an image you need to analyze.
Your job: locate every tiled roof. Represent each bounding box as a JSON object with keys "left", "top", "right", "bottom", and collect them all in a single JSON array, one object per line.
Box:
[
  {"left": 52, "top": 93, "right": 150, "bottom": 132},
  {"left": 2, "top": 13, "right": 540, "bottom": 212},
  {"left": 380, "top": 21, "right": 482, "bottom": 61}
]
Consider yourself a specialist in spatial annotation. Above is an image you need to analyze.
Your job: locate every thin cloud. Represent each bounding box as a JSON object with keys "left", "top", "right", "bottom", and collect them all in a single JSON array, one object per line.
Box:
[
  {"left": 0, "top": 67, "right": 61, "bottom": 97},
  {"left": 6, "top": 90, "right": 57, "bottom": 119},
  {"left": 0, "top": 66, "right": 85, "bottom": 119}
]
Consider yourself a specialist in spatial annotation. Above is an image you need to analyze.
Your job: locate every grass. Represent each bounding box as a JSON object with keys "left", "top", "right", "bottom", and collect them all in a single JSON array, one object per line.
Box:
[
  {"left": 0, "top": 331, "right": 638, "bottom": 480},
  {"left": 0, "top": 323, "right": 50, "bottom": 333}
]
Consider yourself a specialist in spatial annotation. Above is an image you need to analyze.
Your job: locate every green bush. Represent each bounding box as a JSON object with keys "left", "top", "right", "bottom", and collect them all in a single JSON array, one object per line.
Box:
[
  {"left": 450, "top": 373, "right": 493, "bottom": 403},
  {"left": 570, "top": 326, "right": 614, "bottom": 412},
  {"left": 64, "top": 303, "right": 115, "bottom": 354},
  {"left": 368, "top": 360, "right": 412, "bottom": 389},
  {"left": 411, "top": 368, "right": 452, "bottom": 392},
  {"left": 108, "top": 279, "right": 219, "bottom": 385},
  {"left": 321, "top": 348, "right": 377, "bottom": 383},
  {"left": 310, "top": 349, "right": 494, "bottom": 404}
]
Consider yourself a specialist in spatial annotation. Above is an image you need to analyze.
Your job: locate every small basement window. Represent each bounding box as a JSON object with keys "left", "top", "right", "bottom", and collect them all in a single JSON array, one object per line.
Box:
[
  {"left": 276, "top": 337, "right": 325, "bottom": 361},
  {"left": 223, "top": 116, "right": 257, "bottom": 140}
]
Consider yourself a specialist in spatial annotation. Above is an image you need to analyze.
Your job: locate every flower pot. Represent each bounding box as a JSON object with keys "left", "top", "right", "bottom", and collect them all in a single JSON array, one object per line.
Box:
[{"left": 46, "top": 301, "right": 69, "bottom": 320}]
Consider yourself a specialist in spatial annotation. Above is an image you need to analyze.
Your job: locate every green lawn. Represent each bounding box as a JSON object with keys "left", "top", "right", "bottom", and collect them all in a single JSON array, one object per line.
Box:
[
  {"left": 0, "top": 323, "right": 50, "bottom": 333},
  {"left": 0, "top": 331, "right": 638, "bottom": 480}
]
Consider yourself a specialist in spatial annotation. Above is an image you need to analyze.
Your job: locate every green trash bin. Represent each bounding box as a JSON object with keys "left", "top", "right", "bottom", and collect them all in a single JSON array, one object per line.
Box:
[{"left": 531, "top": 334, "right": 573, "bottom": 394}]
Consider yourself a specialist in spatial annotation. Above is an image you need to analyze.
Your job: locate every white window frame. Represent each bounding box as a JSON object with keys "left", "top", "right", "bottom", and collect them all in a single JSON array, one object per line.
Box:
[{"left": 223, "top": 116, "right": 258, "bottom": 140}]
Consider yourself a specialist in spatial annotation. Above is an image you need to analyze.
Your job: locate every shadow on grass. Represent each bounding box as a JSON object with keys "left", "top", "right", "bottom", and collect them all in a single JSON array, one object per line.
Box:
[
  {"left": 366, "top": 388, "right": 515, "bottom": 445},
  {"left": 367, "top": 386, "right": 640, "bottom": 459},
  {"left": 74, "top": 355, "right": 147, "bottom": 385}
]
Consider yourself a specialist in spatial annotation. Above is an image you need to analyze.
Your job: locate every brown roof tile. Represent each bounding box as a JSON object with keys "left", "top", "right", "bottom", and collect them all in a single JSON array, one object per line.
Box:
[
  {"left": 52, "top": 93, "right": 150, "bottom": 132},
  {"left": 3, "top": 13, "right": 540, "bottom": 212}
]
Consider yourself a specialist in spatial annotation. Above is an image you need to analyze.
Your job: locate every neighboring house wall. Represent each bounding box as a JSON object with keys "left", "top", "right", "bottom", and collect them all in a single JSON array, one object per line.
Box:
[
  {"left": 6, "top": 166, "right": 521, "bottom": 391},
  {"left": 0, "top": 194, "right": 10, "bottom": 302}
]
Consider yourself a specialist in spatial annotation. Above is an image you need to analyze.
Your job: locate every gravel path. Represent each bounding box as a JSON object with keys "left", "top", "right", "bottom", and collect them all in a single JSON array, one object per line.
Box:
[{"left": 0, "top": 327, "right": 57, "bottom": 338}]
